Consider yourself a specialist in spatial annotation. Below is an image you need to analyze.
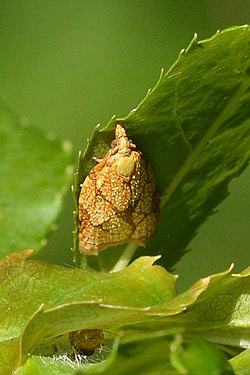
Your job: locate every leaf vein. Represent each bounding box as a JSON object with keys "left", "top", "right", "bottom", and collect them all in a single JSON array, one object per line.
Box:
[{"left": 160, "top": 75, "right": 250, "bottom": 209}]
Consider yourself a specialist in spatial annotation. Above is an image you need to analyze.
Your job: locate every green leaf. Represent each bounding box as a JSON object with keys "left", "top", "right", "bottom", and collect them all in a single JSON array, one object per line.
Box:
[
  {"left": 0, "top": 251, "right": 179, "bottom": 373},
  {"left": 230, "top": 348, "right": 250, "bottom": 375},
  {"left": 73, "top": 25, "right": 250, "bottom": 271},
  {"left": 11, "top": 332, "right": 175, "bottom": 375},
  {"left": 0, "top": 251, "right": 248, "bottom": 373},
  {"left": 169, "top": 336, "right": 234, "bottom": 375},
  {"left": 174, "top": 265, "right": 250, "bottom": 349},
  {"left": 0, "top": 102, "right": 72, "bottom": 258},
  {"left": 16, "top": 334, "right": 235, "bottom": 375}
]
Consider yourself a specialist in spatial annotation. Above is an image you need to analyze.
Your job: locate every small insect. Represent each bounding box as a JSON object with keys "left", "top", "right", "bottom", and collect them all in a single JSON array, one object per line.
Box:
[
  {"left": 69, "top": 329, "right": 104, "bottom": 356},
  {"left": 78, "top": 124, "right": 159, "bottom": 255},
  {"left": 31, "top": 329, "right": 104, "bottom": 359}
]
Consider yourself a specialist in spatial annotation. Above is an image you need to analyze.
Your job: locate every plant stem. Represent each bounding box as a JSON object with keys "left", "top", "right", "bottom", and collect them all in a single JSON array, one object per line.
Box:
[{"left": 110, "top": 242, "right": 138, "bottom": 273}]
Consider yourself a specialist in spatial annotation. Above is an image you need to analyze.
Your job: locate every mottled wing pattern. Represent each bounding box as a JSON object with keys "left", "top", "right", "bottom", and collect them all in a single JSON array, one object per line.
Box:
[{"left": 78, "top": 124, "right": 159, "bottom": 255}]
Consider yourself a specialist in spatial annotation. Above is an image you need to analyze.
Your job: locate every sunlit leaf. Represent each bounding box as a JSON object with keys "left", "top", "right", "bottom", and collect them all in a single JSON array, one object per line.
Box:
[
  {"left": 0, "top": 103, "right": 72, "bottom": 258},
  {"left": 0, "top": 251, "right": 248, "bottom": 373},
  {"left": 230, "top": 348, "right": 250, "bottom": 375}
]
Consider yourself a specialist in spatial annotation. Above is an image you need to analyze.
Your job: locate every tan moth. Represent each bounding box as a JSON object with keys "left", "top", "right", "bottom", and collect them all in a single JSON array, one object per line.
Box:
[{"left": 78, "top": 124, "right": 159, "bottom": 255}]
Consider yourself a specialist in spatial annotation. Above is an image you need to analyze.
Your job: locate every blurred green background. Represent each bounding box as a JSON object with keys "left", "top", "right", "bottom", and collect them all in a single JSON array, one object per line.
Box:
[{"left": 0, "top": 0, "right": 249, "bottom": 290}]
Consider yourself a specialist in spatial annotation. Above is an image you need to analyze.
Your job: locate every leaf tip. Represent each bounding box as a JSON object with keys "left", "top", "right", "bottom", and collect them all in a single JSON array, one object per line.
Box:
[
  {"left": 193, "top": 32, "right": 198, "bottom": 41},
  {"left": 179, "top": 48, "right": 186, "bottom": 58}
]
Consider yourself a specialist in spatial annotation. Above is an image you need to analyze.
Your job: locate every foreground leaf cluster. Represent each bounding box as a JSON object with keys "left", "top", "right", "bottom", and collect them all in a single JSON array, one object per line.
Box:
[
  {"left": 0, "top": 25, "right": 249, "bottom": 374},
  {"left": 0, "top": 251, "right": 249, "bottom": 374}
]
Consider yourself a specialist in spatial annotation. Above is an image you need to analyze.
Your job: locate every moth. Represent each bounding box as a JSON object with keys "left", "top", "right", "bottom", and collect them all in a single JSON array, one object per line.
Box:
[{"left": 78, "top": 124, "right": 159, "bottom": 255}]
